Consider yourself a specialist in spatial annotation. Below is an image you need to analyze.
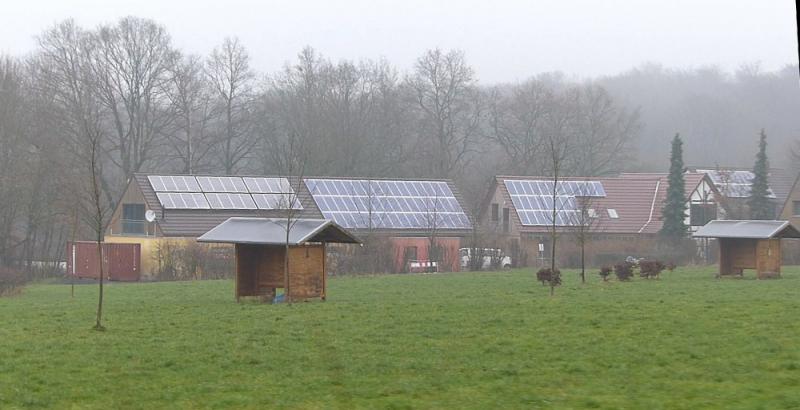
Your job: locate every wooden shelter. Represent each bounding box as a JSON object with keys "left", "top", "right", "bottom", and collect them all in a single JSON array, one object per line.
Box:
[
  {"left": 694, "top": 220, "right": 800, "bottom": 279},
  {"left": 198, "top": 217, "right": 361, "bottom": 301}
]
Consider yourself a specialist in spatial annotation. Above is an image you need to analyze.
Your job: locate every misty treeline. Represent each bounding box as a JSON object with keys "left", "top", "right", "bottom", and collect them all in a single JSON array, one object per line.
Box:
[{"left": 0, "top": 16, "right": 798, "bottom": 271}]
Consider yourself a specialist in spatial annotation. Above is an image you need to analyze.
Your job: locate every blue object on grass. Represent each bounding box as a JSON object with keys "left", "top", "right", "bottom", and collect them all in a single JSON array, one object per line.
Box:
[{"left": 273, "top": 293, "right": 285, "bottom": 304}]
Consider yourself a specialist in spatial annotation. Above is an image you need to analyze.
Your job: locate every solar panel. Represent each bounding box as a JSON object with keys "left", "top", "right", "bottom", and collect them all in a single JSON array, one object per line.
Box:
[
  {"left": 148, "top": 175, "right": 201, "bottom": 192},
  {"left": 243, "top": 177, "right": 293, "bottom": 194},
  {"left": 509, "top": 195, "right": 577, "bottom": 212},
  {"left": 150, "top": 174, "right": 309, "bottom": 211},
  {"left": 305, "top": 178, "right": 471, "bottom": 230},
  {"left": 196, "top": 176, "right": 248, "bottom": 193},
  {"left": 504, "top": 179, "right": 606, "bottom": 227},
  {"left": 701, "top": 170, "right": 754, "bottom": 185},
  {"left": 204, "top": 193, "right": 257, "bottom": 210},
  {"left": 505, "top": 180, "right": 605, "bottom": 197},
  {"left": 698, "top": 170, "right": 776, "bottom": 198},
  {"left": 517, "top": 210, "right": 581, "bottom": 226},
  {"left": 252, "top": 193, "right": 303, "bottom": 210},
  {"left": 155, "top": 193, "right": 210, "bottom": 209}
]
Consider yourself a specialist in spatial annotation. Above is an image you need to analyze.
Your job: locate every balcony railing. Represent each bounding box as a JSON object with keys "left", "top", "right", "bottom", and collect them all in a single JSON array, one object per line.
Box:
[{"left": 121, "top": 219, "right": 146, "bottom": 235}]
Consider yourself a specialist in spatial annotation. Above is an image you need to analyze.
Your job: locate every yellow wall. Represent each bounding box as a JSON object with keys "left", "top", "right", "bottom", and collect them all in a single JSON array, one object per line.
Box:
[{"left": 105, "top": 236, "right": 235, "bottom": 279}]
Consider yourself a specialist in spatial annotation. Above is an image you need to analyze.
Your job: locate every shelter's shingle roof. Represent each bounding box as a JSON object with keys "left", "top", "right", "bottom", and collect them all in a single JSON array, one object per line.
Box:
[
  {"left": 197, "top": 218, "right": 361, "bottom": 245},
  {"left": 693, "top": 220, "right": 800, "bottom": 239}
]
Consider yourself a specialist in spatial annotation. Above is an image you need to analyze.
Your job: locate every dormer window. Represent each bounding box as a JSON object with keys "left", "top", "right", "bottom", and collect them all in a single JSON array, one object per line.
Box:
[{"left": 607, "top": 209, "right": 619, "bottom": 219}]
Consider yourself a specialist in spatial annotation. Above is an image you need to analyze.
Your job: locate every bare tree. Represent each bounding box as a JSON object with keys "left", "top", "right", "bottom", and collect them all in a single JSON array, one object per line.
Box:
[
  {"left": 572, "top": 183, "right": 603, "bottom": 283},
  {"left": 36, "top": 20, "right": 111, "bottom": 328},
  {"left": 269, "top": 131, "right": 309, "bottom": 304},
  {"left": 569, "top": 84, "right": 641, "bottom": 176},
  {"left": 0, "top": 56, "right": 30, "bottom": 267},
  {"left": 407, "top": 49, "right": 483, "bottom": 178},
  {"left": 545, "top": 135, "right": 571, "bottom": 296},
  {"left": 93, "top": 17, "right": 177, "bottom": 199},
  {"left": 487, "top": 80, "right": 554, "bottom": 175},
  {"left": 84, "top": 126, "right": 112, "bottom": 330},
  {"left": 349, "top": 180, "right": 393, "bottom": 273},
  {"left": 423, "top": 194, "right": 444, "bottom": 273},
  {"left": 165, "top": 54, "right": 216, "bottom": 173},
  {"left": 263, "top": 48, "right": 411, "bottom": 178},
  {"left": 206, "top": 37, "right": 256, "bottom": 174}
]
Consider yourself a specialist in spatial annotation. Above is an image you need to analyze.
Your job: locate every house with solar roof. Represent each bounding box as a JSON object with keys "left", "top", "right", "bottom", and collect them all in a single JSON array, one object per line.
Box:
[
  {"left": 689, "top": 167, "right": 797, "bottom": 219},
  {"left": 303, "top": 178, "right": 472, "bottom": 273},
  {"left": 103, "top": 174, "right": 472, "bottom": 278},
  {"left": 480, "top": 173, "right": 720, "bottom": 267}
]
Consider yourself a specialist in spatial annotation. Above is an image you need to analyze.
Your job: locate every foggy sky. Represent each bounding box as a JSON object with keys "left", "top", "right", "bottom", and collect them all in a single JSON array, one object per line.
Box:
[{"left": 1, "top": 0, "right": 797, "bottom": 83}]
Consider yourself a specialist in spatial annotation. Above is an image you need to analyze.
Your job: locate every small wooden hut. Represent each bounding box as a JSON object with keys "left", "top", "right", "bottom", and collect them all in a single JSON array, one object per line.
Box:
[
  {"left": 198, "top": 217, "right": 361, "bottom": 301},
  {"left": 694, "top": 220, "right": 800, "bottom": 279}
]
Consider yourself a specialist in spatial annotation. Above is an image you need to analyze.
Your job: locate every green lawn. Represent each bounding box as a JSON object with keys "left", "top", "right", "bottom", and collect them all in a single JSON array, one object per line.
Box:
[{"left": 2, "top": 267, "right": 800, "bottom": 409}]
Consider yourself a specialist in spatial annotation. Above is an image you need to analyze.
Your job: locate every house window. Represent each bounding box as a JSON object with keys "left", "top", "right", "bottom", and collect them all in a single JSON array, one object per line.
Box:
[
  {"left": 491, "top": 203, "right": 499, "bottom": 222},
  {"left": 587, "top": 208, "right": 598, "bottom": 218},
  {"left": 607, "top": 209, "right": 619, "bottom": 219},
  {"left": 502, "top": 208, "right": 510, "bottom": 233},
  {"left": 690, "top": 203, "right": 717, "bottom": 226},
  {"left": 794, "top": 201, "right": 800, "bottom": 216},
  {"left": 122, "top": 204, "right": 146, "bottom": 235}
]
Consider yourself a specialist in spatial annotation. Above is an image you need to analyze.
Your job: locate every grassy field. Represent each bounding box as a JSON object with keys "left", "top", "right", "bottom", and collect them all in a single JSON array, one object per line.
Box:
[{"left": 2, "top": 267, "right": 800, "bottom": 409}]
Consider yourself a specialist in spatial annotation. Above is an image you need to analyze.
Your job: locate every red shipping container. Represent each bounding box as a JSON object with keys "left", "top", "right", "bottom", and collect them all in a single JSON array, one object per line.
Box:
[{"left": 66, "top": 241, "right": 141, "bottom": 281}]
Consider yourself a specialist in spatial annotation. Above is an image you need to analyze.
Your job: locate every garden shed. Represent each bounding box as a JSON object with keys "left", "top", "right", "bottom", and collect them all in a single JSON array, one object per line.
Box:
[
  {"left": 197, "top": 217, "right": 361, "bottom": 302},
  {"left": 693, "top": 220, "right": 800, "bottom": 279}
]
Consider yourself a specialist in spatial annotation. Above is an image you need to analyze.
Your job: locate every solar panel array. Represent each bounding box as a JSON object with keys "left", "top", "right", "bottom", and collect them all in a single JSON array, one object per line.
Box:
[
  {"left": 304, "top": 179, "right": 472, "bottom": 230},
  {"left": 504, "top": 180, "right": 606, "bottom": 227},
  {"left": 698, "top": 170, "right": 776, "bottom": 199},
  {"left": 504, "top": 180, "right": 606, "bottom": 197},
  {"left": 148, "top": 176, "right": 303, "bottom": 210}
]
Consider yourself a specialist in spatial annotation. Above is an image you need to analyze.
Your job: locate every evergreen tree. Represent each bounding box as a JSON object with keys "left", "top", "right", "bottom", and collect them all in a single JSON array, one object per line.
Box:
[
  {"left": 660, "top": 134, "right": 688, "bottom": 241},
  {"left": 748, "top": 129, "right": 773, "bottom": 219}
]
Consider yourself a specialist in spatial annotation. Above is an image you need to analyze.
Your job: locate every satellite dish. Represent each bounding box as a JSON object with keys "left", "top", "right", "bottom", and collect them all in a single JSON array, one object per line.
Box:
[{"left": 145, "top": 210, "right": 157, "bottom": 223}]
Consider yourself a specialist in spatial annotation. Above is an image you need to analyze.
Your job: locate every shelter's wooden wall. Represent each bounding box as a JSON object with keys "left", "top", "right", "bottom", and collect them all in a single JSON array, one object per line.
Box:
[
  {"left": 756, "top": 239, "right": 781, "bottom": 277},
  {"left": 718, "top": 238, "right": 781, "bottom": 278},
  {"left": 235, "top": 244, "right": 325, "bottom": 301},
  {"left": 287, "top": 246, "right": 325, "bottom": 299}
]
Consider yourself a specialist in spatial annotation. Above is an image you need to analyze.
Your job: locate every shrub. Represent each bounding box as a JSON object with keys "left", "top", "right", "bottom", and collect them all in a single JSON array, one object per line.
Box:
[
  {"left": 152, "top": 240, "right": 233, "bottom": 281},
  {"left": 666, "top": 262, "right": 677, "bottom": 272},
  {"left": 639, "top": 260, "right": 666, "bottom": 279},
  {"left": 0, "top": 267, "right": 27, "bottom": 296},
  {"left": 549, "top": 268, "right": 562, "bottom": 287},
  {"left": 614, "top": 262, "right": 635, "bottom": 281},
  {"left": 599, "top": 266, "right": 613, "bottom": 281},
  {"left": 536, "top": 267, "right": 561, "bottom": 287}
]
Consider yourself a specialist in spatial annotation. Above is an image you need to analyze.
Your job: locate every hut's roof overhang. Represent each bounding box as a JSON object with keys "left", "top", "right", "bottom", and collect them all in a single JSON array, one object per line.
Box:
[
  {"left": 197, "top": 217, "right": 362, "bottom": 245},
  {"left": 693, "top": 220, "right": 800, "bottom": 239}
]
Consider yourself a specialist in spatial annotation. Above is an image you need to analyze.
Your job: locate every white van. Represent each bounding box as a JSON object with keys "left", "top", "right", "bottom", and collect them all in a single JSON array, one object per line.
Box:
[{"left": 459, "top": 248, "right": 512, "bottom": 270}]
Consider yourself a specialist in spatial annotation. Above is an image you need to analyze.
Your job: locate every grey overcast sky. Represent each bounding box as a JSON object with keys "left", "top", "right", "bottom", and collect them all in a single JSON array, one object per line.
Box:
[{"left": 1, "top": 0, "right": 797, "bottom": 83}]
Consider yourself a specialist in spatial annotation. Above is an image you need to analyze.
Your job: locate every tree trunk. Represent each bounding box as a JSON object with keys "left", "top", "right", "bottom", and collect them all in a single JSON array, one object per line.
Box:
[
  {"left": 93, "top": 239, "right": 105, "bottom": 331},
  {"left": 580, "top": 241, "right": 586, "bottom": 284},
  {"left": 284, "top": 227, "right": 291, "bottom": 305}
]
